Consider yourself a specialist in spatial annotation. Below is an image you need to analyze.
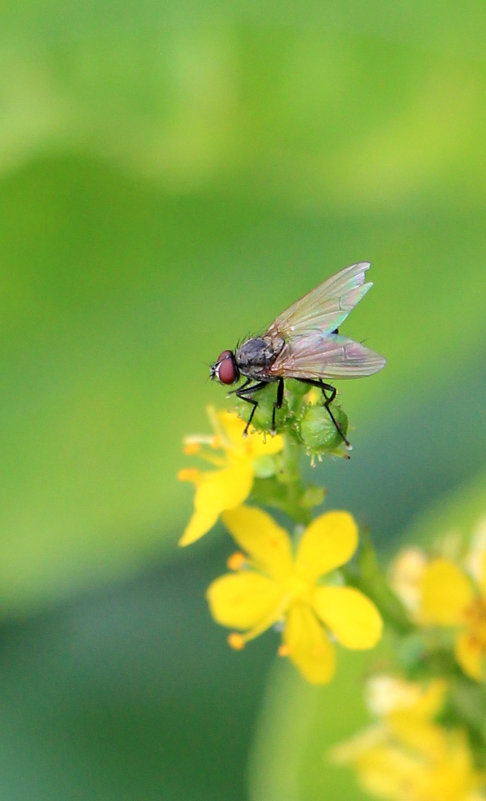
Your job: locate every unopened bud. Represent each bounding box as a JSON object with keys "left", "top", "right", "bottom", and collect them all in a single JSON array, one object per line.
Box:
[
  {"left": 298, "top": 403, "right": 349, "bottom": 454},
  {"left": 235, "top": 383, "right": 288, "bottom": 434}
]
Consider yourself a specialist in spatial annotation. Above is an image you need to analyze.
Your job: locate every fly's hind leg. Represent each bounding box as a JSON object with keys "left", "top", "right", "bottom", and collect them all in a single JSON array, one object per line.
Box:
[
  {"left": 235, "top": 380, "right": 269, "bottom": 436},
  {"left": 298, "top": 378, "right": 351, "bottom": 449}
]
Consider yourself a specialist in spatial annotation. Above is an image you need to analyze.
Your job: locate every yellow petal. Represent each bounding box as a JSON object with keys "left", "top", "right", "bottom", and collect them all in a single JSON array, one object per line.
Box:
[
  {"left": 313, "top": 586, "right": 383, "bottom": 649},
  {"left": 408, "top": 680, "right": 447, "bottom": 720},
  {"left": 218, "top": 410, "right": 283, "bottom": 455},
  {"left": 388, "top": 716, "right": 445, "bottom": 760},
  {"left": 179, "top": 462, "right": 253, "bottom": 546},
  {"left": 420, "top": 558, "right": 475, "bottom": 625},
  {"left": 455, "top": 631, "right": 485, "bottom": 681},
  {"left": 365, "top": 676, "right": 446, "bottom": 720},
  {"left": 352, "top": 742, "right": 418, "bottom": 801},
  {"left": 222, "top": 506, "right": 293, "bottom": 579},
  {"left": 247, "top": 431, "right": 284, "bottom": 456},
  {"left": 295, "top": 511, "right": 358, "bottom": 581},
  {"left": 197, "top": 463, "right": 253, "bottom": 513},
  {"left": 217, "top": 410, "right": 247, "bottom": 446},
  {"left": 207, "top": 572, "right": 282, "bottom": 630},
  {"left": 179, "top": 507, "right": 219, "bottom": 547},
  {"left": 283, "top": 603, "right": 335, "bottom": 684}
]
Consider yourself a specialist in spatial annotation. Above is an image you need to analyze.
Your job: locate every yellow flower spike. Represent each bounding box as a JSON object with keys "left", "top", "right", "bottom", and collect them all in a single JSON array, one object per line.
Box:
[
  {"left": 207, "top": 505, "right": 382, "bottom": 684},
  {"left": 178, "top": 407, "right": 284, "bottom": 546},
  {"left": 333, "top": 676, "right": 485, "bottom": 801}
]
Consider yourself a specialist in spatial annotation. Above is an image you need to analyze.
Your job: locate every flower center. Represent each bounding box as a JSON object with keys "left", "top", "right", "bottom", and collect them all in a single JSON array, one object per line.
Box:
[{"left": 283, "top": 574, "right": 312, "bottom": 604}]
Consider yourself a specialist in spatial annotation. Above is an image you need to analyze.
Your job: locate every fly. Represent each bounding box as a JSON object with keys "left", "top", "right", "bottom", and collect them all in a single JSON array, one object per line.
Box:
[{"left": 210, "top": 262, "right": 386, "bottom": 447}]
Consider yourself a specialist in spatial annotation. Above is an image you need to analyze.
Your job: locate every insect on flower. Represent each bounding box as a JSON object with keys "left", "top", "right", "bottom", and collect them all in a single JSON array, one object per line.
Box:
[{"left": 210, "top": 262, "right": 386, "bottom": 447}]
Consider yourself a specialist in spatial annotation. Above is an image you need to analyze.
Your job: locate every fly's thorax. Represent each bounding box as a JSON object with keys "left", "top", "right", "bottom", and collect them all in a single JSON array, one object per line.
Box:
[{"left": 235, "top": 335, "right": 285, "bottom": 379}]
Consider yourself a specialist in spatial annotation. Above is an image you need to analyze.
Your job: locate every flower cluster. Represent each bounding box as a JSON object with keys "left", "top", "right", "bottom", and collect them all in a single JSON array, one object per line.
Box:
[
  {"left": 178, "top": 393, "right": 486, "bottom": 799},
  {"left": 333, "top": 676, "right": 485, "bottom": 801},
  {"left": 178, "top": 399, "right": 382, "bottom": 684},
  {"left": 390, "top": 519, "right": 486, "bottom": 682}
]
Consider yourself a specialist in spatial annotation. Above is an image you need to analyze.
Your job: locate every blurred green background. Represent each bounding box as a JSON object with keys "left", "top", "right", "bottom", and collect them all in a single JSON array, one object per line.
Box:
[{"left": 1, "top": 3, "right": 486, "bottom": 799}]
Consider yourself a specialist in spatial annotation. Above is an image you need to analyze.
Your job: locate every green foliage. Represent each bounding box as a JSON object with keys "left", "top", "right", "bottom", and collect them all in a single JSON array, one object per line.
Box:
[{"left": 0, "top": 7, "right": 486, "bottom": 801}]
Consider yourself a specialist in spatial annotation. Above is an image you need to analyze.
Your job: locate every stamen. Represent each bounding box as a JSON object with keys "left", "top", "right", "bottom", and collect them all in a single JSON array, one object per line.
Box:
[
  {"left": 183, "top": 442, "right": 201, "bottom": 455},
  {"left": 183, "top": 435, "right": 214, "bottom": 446},
  {"left": 278, "top": 643, "right": 290, "bottom": 657},
  {"left": 177, "top": 468, "right": 200, "bottom": 482},
  {"left": 228, "top": 604, "right": 287, "bottom": 647},
  {"left": 228, "top": 633, "right": 245, "bottom": 650},
  {"left": 207, "top": 405, "right": 226, "bottom": 443},
  {"left": 197, "top": 453, "right": 226, "bottom": 468},
  {"left": 227, "top": 552, "right": 247, "bottom": 571}
]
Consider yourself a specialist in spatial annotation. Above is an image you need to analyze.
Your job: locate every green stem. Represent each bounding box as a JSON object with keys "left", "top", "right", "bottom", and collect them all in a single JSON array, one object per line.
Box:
[{"left": 280, "top": 434, "right": 313, "bottom": 526}]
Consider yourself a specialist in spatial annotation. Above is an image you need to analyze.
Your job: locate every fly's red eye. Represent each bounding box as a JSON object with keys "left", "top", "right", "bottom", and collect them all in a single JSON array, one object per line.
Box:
[
  {"left": 217, "top": 349, "right": 232, "bottom": 363},
  {"left": 218, "top": 356, "right": 237, "bottom": 385}
]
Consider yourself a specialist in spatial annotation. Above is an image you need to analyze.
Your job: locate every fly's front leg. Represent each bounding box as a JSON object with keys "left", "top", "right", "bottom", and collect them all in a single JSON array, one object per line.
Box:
[
  {"left": 272, "top": 378, "right": 284, "bottom": 434},
  {"left": 227, "top": 378, "right": 251, "bottom": 396},
  {"left": 235, "top": 380, "right": 269, "bottom": 436},
  {"left": 298, "top": 378, "right": 351, "bottom": 449}
]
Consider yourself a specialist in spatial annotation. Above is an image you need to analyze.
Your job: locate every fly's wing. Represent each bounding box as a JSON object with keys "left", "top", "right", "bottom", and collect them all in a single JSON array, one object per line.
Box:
[
  {"left": 266, "top": 262, "right": 372, "bottom": 339},
  {"left": 268, "top": 333, "right": 386, "bottom": 380}
]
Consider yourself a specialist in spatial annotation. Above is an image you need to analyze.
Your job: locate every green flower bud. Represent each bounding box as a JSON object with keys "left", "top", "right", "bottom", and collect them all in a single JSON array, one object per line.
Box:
[
  {"left": 285, "top": 379, "right": 310, "bottom": 397},
  {"left": 298, "top": 402, "right": 349, "bottom": 456},
  {"left": 234, "top": 383, "right": 289, "bottom": 433}
]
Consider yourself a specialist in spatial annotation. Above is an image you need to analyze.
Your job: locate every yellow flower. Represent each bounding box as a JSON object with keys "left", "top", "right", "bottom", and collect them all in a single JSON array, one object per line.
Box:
[
  {"left": 333, "top": 677, "right": 485, "bottom": 801},
  {"left": 419, "top": 555, "right": 486, "bottom": 681},
  {"left": 178, "top": 408, "right": 283, "bottom": 546},
  {"left": 365, "top": 675, "right": 447, "bottom": 720},
  {"left": 206, "top": 505, "right": 382, "bottom": 684}
]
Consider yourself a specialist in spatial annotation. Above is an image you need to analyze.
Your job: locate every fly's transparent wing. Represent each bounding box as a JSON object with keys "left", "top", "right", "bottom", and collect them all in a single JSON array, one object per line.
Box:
[
  {"left": 266, "top": 262, "right": 372, "bottom": 339},
  {"left": 269, "top": 333, "right": 386, "bottom": 380}
]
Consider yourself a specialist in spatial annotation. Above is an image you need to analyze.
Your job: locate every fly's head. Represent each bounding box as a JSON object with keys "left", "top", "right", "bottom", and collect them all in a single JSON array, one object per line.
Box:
[{"left": 210, "top": 350, "right": 240, "bottom": 385}]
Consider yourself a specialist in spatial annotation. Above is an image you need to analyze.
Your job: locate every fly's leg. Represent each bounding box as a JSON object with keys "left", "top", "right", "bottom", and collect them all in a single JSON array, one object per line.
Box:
[
  {"left": 235, "top": 380, "right": 270, "bottom": 436},
  {"left": 298, "top": 379, "right": 351, "bottom": 449},
  {"left": 272, "top": 378, "right": 284, "bottom": 434},
  {"left": 227, "top": 378, "right": 251, "bottom": 396}
]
